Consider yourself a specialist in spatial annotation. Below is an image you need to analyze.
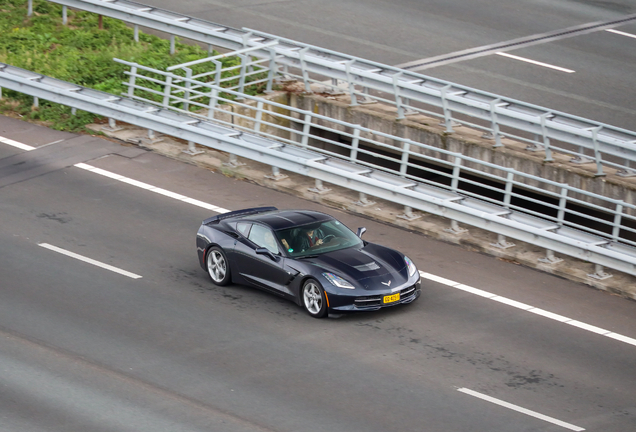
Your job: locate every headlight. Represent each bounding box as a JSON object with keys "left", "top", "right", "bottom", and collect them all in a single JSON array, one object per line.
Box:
[
  {"left": 323, "top": 272, "right": 355, "bottom": 289},
  {"left": 405, "top": 256, "right": 417, "bottom": 277}
]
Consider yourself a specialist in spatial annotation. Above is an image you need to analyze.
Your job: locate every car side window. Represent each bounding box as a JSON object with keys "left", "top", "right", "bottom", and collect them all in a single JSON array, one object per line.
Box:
[
  {"left": 236, "top": 222, "right": 252, "bottom": 237},
  {"left": 248, "top": 224, "right": 280, "bottom": 254}
]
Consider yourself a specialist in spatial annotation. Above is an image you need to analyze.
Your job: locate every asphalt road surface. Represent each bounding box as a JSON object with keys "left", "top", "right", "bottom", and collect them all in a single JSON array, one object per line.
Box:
[
  {"left": 2, "top": 115, "right": 636, "bottom": 431},
  {"left": 137, "top": 0, "right": 636, "bottom": 130}
]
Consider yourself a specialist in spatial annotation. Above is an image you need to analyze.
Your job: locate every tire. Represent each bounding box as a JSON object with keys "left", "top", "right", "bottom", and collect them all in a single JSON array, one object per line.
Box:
[
  {"left": 301, "top": 278, "right": 328, "bottom": 318},
  {"left": 206, "top": 246, "right": 231, "bottom": 286}
]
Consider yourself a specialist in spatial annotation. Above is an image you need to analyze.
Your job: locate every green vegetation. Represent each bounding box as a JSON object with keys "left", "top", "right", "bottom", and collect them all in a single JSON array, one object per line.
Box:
[{"left": 0, "top": 0, "right": 254, "bottom": 132}]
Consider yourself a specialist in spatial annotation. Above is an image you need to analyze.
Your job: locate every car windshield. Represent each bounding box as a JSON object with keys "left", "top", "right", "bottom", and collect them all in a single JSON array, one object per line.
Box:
[{"left": 275, "top": 219, "right": 363, "bottom": 258}]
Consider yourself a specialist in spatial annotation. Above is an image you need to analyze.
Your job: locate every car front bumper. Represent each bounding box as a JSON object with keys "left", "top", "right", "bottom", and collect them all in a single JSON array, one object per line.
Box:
[{"left": 327, "top": 277, "right": 422, "bottom": 313}]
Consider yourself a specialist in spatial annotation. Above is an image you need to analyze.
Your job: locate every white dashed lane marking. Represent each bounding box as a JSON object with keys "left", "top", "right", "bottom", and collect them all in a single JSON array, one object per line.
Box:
[
  {"left": 606, "top": 28, "right": 636, "bottom": 40},
  {"left": 0, "top": 136, "right": 36, "bottom": 151},
  {"left": 74, "top": 163, "right": 230, "bottom": 213},
  {"left": 39, "top": 243, "right": 142, "bottom": 279},
  {"left": 495, "top": 52, "right": 575, "bottom": 73},
  {"left": 458, "top": 388, "right": 585, "bottom": 431}
]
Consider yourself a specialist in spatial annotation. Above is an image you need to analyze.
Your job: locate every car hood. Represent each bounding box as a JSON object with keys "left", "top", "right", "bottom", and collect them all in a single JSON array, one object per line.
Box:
[{"left": 301, "top": 243, "right": 408, "bottom": 288}]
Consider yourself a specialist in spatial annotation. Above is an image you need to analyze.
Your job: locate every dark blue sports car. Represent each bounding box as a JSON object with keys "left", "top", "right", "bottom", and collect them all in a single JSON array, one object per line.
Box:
[{"left": 196, "top": 207, "right": 421, "bottom": 318}]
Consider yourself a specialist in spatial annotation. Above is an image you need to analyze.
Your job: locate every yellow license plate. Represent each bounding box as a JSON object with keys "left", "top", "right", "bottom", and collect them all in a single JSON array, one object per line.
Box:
[{"left": 383, "top": 293, "right": 400, "bottom": 304}]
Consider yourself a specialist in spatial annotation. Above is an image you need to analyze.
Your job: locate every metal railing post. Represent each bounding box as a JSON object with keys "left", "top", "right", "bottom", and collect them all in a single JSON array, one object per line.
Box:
[
  {"left": 400, "top": 141, "right": 410, "bottom": 177},
  {"left": 503, "top": 172, "right": 514, "bottom": 208},
  {"left": 591, "top": 126, "right": 606, "bottom": 176},
  {"left": 486, "top": 99, "right": 505, "bottom": 148},
  {"left": 62, "top": 6, "right": 68, "bottom": 24},
  {"left": 557, "top": 186, "right": 568, "bottom": 226},
  {"left": 102, "top": 118, "right": 122, "bottom": 132},
  {"left": 492, "top": 234, "right": 515, "bottom": 249},
  {"left": 398, "top": 206, "right": 421, "bottom": 221},
  {"left": 183, "top": 67, "right": 192, "bottom": 112},
  {"left": 206, "top": 59, "right": 222, "bottom": 117},
  {"left": 589, "top": 264, "right": 612, "bottom": 280},
  {"left": 355, "top": 193, "right": 375, "bottom": 207},
  {"left": 393, "top": 72, "right": 405, "bottom": 120},
  {"left": 265, "top": 166, "right": 288, "bottom": 181},
  {"left": 350, "top": 128, "right": 361, "bottom": 162},
  {"left": 299, "top": 48, "right": 312, "bottom": 93},
  {"left": 265, "top": 48, "right": 277, "bottom": 93},
  {"left": 237, "top": 54, "right": 248, "bottom": 98},
  {"left": 445, "top": 220, "right": 468, "bottom": 234},
  {"left": 134, "top": 25, "right": 139, "bottom": 42},
  {"left": 127, "top": 65, "right": 138, "bottom": 98},
  {"left": 162, "top": 76, "right": 173, "bottom": 108},
  {"left": 28, "top": 0, "right": 33, "bottom": 17},
  {"left": 309, "top": 179, "right": 331, "bottom": 194},
  {"left": 253, "top": 100, "right": 264, "bottom": 133},
  {"left": 451, "top": 155, "right": 462, "bottom": 192},
  {"left": 183, "top": 140, "right": 204, "bottom": 156},
  {"left": 241, "top": 31, "right": 252, "bottom": 49},
  {"left": 539, "top": 249, "right": 563, "bottom": 264},
  {"left": 540, "top": 113, "right": 554, "bottom": 162},
  {"left": 441, "top": 85, "right": 454, "bottom": 133},
  {"left": 345, "top": 60, "right": 358, "bottom": 106},
  {"left": 300, "top": 113, "right": 312, "bottom": 148},
  {"left": 612, "top": 202, "right": 624, "bottom": 242}
]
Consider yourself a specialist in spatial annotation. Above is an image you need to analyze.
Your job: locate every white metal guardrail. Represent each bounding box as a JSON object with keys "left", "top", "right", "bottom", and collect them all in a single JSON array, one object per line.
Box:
[
  {"left": 118, "top": 58, "right": 636, "bottom": 245},
  {"left": 1, "top": 62, "right": 635, "bottom": 278},
  {"left": 42, "top": 0, "right": 636, "bottom": 177}
]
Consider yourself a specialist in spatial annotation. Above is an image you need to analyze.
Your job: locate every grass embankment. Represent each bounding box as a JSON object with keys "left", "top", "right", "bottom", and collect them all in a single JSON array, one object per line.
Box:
[{"left": 0, "top": 0, "right": 247, "bottom": 132}]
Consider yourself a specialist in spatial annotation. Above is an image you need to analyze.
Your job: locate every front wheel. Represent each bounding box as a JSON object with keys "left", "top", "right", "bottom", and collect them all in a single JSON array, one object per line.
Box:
[
  {"left": 301, "top": 279, "right": 328, "bottom": 318},
  {"left": 206, "top": 246, "right": 231, "bottom": 286}
]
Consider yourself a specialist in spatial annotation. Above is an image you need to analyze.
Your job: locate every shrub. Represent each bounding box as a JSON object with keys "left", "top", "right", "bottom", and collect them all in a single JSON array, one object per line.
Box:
[{"left": 0, "top": 0, "right": 260, "bottom": 132}]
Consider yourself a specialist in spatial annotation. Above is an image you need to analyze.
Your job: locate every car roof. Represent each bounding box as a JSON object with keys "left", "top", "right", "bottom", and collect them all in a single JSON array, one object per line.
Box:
[{"left": 238, "top": 209, "right": 334, "bottom": 230}]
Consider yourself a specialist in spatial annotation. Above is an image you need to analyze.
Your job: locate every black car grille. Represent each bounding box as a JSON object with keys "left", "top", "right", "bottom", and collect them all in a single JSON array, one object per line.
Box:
[{"left": 354, "top": 284, "right": 418, "bottom": 308}]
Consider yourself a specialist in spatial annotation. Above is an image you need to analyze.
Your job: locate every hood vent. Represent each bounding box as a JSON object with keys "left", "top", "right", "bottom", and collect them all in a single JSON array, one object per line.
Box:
[{"left": 353, "top": 262, "right": 381, "bottom": 272}]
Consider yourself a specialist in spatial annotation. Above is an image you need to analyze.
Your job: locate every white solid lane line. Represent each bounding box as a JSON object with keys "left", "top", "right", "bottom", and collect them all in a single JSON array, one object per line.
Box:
[
  {"left": 606, "top": 29, "right": 636, "bottom": 39},
  {"left": 73, "top": 163, "right": 230, "bottom": 213},
  {"left": 38, "top": 243, "right": 142, "bottom": 279},
  {"left": 0, "top": 134, "right": 230, "bottom": 213},
  {"left": 495, "top": 52, "right": 575, "bottom": 73},
  {"left": 2, "top": 136, "right": 635, "bottom": 349},
  {"left": 420, "top": 271, "right": 636, "bottom": 348},
  {"left": 457, "top": 388, "right": 585, "bottom": 431}
]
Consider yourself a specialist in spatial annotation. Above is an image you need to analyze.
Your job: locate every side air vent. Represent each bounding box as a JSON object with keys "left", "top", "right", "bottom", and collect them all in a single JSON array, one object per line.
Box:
[{"left": 223, "top": 231, "right": 240, "bottom": 238}]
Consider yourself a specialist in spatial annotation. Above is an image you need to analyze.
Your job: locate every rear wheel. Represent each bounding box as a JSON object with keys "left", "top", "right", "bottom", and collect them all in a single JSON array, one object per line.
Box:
[
  {"left": 302, "top": 279, "right": 328, "bottom": 318},
  {"left": 206, "top": 246, "right": 231, "bottom": 286}
]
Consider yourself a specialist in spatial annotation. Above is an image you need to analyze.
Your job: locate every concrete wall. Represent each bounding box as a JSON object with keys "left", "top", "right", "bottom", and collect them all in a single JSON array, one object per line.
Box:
[
  {"left": 286, "top": 92, "right": 636, "bottom": 217},
  {"left": 219, "top": 86, "right": 636, "bottom": 227}
]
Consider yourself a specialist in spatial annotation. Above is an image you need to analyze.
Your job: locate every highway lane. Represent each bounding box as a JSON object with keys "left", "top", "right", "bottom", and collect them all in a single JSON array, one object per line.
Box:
[
  {"left": 136, "top": 0, "right": 636, "bottom": 129},
  {"left": 1, "top": 119, "right": 636, "bottom": 430}
]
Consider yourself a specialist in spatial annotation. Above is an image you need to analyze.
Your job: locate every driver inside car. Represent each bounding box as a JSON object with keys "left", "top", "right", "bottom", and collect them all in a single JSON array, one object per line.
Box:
[{"left": 297, "top": 225, "right": 326, "bottom": 252}]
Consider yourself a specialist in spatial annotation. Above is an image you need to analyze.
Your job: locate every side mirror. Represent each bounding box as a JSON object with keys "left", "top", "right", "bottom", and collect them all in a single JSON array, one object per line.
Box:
[
  {"left": 356, "top": 227, "right": 367, "bottom": 238},
  {"left": 256, "top": 247, "right": 279, "bottom": 261}
]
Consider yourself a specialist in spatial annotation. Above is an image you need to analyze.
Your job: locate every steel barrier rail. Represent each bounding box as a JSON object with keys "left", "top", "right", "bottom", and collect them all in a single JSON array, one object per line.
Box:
[
  {"left": 1, "top": 62, "right": 635, "bottom": 277},
  {"left": 116, "top": 58, "right": 636, "bottom": 250},
  {"left": 44, "top": 0, "right": 636, "bottom": 176}
]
